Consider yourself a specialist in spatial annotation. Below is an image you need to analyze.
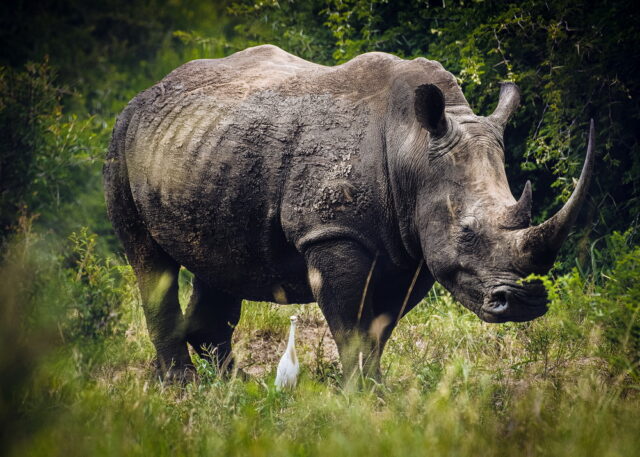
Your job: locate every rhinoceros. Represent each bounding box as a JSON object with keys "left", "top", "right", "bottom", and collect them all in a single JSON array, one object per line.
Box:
[{"left": 104, "top": 45, "right": 594, "bottom": 380}]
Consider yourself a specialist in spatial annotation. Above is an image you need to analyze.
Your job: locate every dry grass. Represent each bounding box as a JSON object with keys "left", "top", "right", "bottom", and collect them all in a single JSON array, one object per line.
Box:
[
  {"left": 3, "top": 242, "right": 640, "bottom": 457},
  {"left": 234, "top": 303, "right": 339, "bottom": 378}
]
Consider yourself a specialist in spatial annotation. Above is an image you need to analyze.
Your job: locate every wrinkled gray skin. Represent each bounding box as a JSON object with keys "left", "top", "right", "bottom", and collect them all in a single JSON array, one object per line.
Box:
[{"left": 104, "top": 45, "right": 595, "bottom": 380}]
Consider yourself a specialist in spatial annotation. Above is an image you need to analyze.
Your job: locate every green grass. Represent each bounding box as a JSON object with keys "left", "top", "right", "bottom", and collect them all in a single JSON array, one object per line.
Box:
[{"left": 2, "top": 230, "right": 640, "bottom": 457}]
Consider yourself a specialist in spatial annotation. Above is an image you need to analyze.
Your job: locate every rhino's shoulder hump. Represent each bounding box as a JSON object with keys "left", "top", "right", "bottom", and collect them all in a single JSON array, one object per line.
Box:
[
  {"left": 142, "top": 45, "right": 324, "bottom": 99},
  {"left": 224, "top": 44, "right": 318, "bottom": 66},
  {"left": 170, "top": 44, "right": 319, "bottom": 72},
  {"left": 340, "top": 51, "right": 402, "bottom": 67}
]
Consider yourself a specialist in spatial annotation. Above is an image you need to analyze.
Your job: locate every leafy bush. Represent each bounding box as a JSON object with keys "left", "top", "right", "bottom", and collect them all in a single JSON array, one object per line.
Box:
[
  {"left": 0, "top": 61, "right": 109, "bottom": 245},
  {"left": 0, "top": 61, "right": 60, "bottom": 241},
  {"left": 526, "top": 230, "right": 640, "bottom": 384},
  {"left": 64, "top": 228, "right": 131, "bottom": 341},
  {"left": 595, "top": 237, "right": 640, "bottom": 382}
]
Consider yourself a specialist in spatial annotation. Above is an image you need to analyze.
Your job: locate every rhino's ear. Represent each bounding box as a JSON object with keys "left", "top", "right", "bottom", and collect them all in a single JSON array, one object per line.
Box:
[{"left": 414, "top": 84, "right": 447, "bottom": 137}]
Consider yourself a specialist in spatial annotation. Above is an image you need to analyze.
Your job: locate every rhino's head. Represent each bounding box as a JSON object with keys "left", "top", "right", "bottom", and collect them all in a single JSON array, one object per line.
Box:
[{"left": 414, "top": 83, "right": 595, "bottom": 323}]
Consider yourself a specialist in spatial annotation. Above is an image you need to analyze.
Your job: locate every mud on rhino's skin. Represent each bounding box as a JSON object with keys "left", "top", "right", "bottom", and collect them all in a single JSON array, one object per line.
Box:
[{"left": 104, "top": 44, "right": 595, "bottom": 379}]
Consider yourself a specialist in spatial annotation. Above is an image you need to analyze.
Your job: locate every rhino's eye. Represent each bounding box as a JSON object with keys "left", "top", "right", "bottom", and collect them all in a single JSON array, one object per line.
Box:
[
  {"left": 458, "top": 217, "right": 480, "bottom": 247},
  {"left": 460, "top": 226, "right": 476, "bottom": 243}
]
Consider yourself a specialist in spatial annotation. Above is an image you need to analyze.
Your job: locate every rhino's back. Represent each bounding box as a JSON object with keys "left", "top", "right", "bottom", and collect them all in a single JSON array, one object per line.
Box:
[
  {"left": 120, "top": 45, "right": 466, "bottom": 299},
  {"left": 141, "top": 44, "right": 461, "bottom": 102}
]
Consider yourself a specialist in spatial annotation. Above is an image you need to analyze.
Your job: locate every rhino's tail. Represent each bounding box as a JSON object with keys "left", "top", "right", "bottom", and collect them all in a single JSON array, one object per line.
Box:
[{"left": 103, "top": 102, "right": 143, "bottom": 258}]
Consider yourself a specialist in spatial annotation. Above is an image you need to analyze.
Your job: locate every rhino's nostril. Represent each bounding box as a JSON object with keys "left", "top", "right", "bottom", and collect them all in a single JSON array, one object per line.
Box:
[
  {"left": 492, "top": 290, "right": 507, "bottom": 304},
  {"left": 482, "top": 285, "right": 549, "bottom": 322},
  {"left": 488, "top": 289, "right": 509, "bottom": 314}
]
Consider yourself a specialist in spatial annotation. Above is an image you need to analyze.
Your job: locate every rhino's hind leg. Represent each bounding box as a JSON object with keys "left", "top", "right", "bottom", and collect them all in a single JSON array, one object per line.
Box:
[
  {"left": 105, "top": 221, "right": 191, "bottom": 379},
  {"left": 185, "top": 277, "right": 242, "bottom": 373},
  {"left": 304, "top": 240, "right": 379, "bottom": 384},
  {"left": 112, "top": 229, "right": 192, "bottom": 380},
  {"left": 127, "top": 235, "right": 192, "bottom": 380},
  {"left": 105, "top": 108, "right": 191, "bottom": 380}
]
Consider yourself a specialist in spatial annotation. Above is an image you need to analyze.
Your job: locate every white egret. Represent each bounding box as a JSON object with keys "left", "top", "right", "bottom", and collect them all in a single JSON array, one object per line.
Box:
[{"left": 275, "top": 315, "right": 299, "bottom": 390}]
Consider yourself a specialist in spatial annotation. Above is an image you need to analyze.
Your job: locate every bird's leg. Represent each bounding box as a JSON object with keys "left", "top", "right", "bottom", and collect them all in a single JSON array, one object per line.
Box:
[{"left": 304, "top": 239, "right": 379, "bottom": 385}]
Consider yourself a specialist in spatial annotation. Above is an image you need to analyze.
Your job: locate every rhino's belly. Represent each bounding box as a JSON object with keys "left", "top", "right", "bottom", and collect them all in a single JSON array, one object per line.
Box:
[
  {"left": 127, "top": 140, "right": 313, "bottom": 302},
  {"left": 147, "top": 212, "right": 313, "bottom": 302},
  {"left": 130, "top": 172, "right": 310, "bottom": 302}
]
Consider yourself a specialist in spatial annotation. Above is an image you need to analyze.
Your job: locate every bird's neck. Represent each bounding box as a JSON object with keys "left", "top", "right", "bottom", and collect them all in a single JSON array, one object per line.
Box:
[{"left": 287, "top": 322, "right": 296, "bottom": 350}]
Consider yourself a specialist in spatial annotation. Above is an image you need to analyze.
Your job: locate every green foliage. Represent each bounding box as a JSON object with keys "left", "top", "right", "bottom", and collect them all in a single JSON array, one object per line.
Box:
[
  {"left": 524, "top": 230, "right": 640, "bottom": 384},
  {"left": 228, "top": 0, "right": 334, "bottom": 64},
  {"left": 64, "top": 228, "right": 131, "bottom": 342},
  {"left": 0, "top": 61, "right": 110, "bottom": 246},
  {"left": 0, "top": 61, "right": 60, "bottom": 240},
  {"left": 595, "top": 236, "right": 640, "bottom": 381}
]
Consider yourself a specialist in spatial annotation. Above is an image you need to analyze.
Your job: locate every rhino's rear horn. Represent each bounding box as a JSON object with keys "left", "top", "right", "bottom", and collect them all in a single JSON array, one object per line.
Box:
[
  {"left": 489, "top": 82, "right": 521, "bottom": 128},
  {"left": 415, "top": 84, "right": 447, "bottom": 137},
  {"left": 503, "top": 180, "right": 532, "bottom": 229}
]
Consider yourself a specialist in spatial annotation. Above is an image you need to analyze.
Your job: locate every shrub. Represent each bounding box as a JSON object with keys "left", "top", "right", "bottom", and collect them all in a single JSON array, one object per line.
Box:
[
  {"left": 0, "top": 61, "right": 60, "bottom": 241},
  {"left": 537, "top": 230, "right": 640, "bottom": 384},
  {"left": 597, "top": 240, "right": 640, "bottom": 383},
  {"left": 65, "top": 228, "right": 130, "bottom": 341},
  {"left": 0, "top": 61, "right": 109, "bottom": 245}
]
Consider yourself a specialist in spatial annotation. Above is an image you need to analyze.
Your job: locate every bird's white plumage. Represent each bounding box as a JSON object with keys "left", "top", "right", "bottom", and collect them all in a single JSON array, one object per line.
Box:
[{"left": 275, "top": 315, "right": 299, "bottom": 390}]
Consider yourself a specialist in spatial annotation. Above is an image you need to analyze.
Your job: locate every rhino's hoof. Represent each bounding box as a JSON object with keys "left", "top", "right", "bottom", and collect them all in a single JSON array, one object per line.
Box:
[{"left": 153, "top": 359, "right": 197, "bottom": 384}]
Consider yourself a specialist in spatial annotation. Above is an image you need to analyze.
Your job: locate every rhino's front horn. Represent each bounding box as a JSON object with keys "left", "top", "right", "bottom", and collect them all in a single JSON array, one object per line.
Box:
[
  {"left": 489, "top": 82, "right": 521, "bottom": 128},
  {"left": 520, "top": 120, "right": 596, "bottom": 269}
]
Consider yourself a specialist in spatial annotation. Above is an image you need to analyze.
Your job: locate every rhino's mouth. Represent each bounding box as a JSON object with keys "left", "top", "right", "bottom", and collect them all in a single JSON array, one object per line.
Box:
[{"left": 480, "top": 283, "right": 548, "bottom": 323}]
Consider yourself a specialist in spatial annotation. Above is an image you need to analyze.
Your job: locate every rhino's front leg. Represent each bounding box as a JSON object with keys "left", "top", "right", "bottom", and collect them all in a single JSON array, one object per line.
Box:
[{"left": 304, "top": 239, "right": 380, "bottom": 383}]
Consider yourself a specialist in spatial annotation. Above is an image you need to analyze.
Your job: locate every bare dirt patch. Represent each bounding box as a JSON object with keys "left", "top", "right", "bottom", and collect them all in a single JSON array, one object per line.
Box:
[{"left": 234, "top": 313, "right": 339, "bottom": 378}]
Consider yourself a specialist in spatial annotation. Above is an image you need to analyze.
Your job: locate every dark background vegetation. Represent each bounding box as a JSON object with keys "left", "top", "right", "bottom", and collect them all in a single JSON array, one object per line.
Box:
[
  {"left": 2, "top": 0, "right": 639, "bottom": 261},
  {"left": 0, "top": 1, "right": 639, "bottom": 456}
]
